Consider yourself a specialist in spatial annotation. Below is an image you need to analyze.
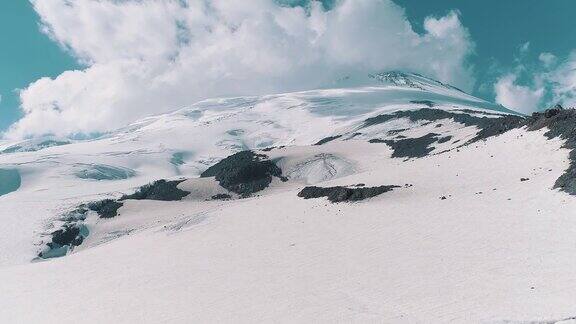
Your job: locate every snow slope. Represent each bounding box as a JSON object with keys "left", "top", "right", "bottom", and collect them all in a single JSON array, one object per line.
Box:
[
  {"left": 1, "top": 72, "right": 575, "bottom": 323},
  {"left": 2, "top": 129, "right": 575, "bottom": 323},
  {"left": 0, "top": 72, "right": 514, "bottom": 266}
]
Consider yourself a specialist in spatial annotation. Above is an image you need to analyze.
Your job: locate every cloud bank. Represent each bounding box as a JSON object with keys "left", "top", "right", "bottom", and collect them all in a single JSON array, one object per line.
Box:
[
  {"left": 494, "top": 48, "right": 576, "bottom": 115},
  {"left": 8, "top": 0, "right": 475, "bottom": 138}
]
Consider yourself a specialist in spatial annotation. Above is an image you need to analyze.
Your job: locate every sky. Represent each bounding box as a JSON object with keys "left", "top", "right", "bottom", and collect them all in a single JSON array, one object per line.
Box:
[
  {"left": 0, "top": 0, "right": 575, "bottom": 138},
  {"left": 0, "top": 2, "right": 79, "bottom": 131}
]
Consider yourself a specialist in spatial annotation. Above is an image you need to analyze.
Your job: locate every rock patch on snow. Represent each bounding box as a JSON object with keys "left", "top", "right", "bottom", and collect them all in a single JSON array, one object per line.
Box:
[
  {"left": 88, "top": 199, "right": 124, "bottom": 219},
  {"left": 525, "top": 106, "right": 576, "bottom": 194},
  {"left": 314, "top": 135, "right": 343, "bottom": 145},
  {"left": 201, "top": 151, "right": 287, "bottom": 197},
  {"left": 378, "top": 133, "right": 441, "bottom": 158},
  {"left": 121, "top": 179, "right": 189, "bottom": 201},
  {"left": 38, "top": 224, "right": 89, "bottom": 259},
  {"left": 363, "top": 108, "right": 523, "bottom": 145},
  {"left": 38, "top": 208, "right": 90, "bottom": 260},
  {"left": 298, "top": 185, "right": 399, "bottom": 203}
]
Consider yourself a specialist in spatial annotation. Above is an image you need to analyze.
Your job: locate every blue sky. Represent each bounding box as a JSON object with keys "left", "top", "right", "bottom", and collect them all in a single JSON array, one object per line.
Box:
[
  {"left": 395, "top": 0, "right": 576, "bottom": 100},
  {"left": 0, "top": 2, "right": 78, "bottom": 130},
  {"left": 1, "top": 0, "right": 575, "bottom": 135}
]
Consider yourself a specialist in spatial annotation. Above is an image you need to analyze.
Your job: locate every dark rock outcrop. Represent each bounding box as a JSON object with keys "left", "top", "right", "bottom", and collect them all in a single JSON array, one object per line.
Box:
[
  {"left": 201, "top": 151, "right": 286, "bottom": 197},
  {"left": 298, "top": 185, "right": 399, "bottom": 203},
  {"left": 525, "top": 107, "right": 576, "bottom": 194},
  {"left": 381, "top": 133, "right": 440, "bottom": 158},
  {"left": 211, "top": 193, "right": 232, "bottom": 200},
  {"left": 39, "top": 224, "right": 89, "bottom": 259},
  {"left": 51, "top": 225, "right": 83, "bottom": 247},
  {"left": 314, "top": 135, "right": 343, "bottom": 145},
  {"left": 363, "top": 108, "right": 523, "bottom": 144},
  {"left": 437, "top": 136, "right": 452, "bottom": 144},
  {"left": 88, "top": 199, "right": 124, "bottom": 218},
  {"left": 121, "top": 179, "right": 189, "bottom": 201}
]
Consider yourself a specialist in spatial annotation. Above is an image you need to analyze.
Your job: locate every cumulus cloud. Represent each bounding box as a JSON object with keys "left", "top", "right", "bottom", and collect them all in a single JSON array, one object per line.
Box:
[
  {"left": 544, "top": 52, "right": 576, "bottom": 107},
  {"left": 494, "top": 49, "right": 576, "bottom": 114},
  {"left": 494, "top": 74, "right": 544, "bottom": 114},
  {"left": 8, "top": 0, "right": 476, "bottom": 138},
  {"left": 539, "top": 52, "right": 557, "bottom": 68}
]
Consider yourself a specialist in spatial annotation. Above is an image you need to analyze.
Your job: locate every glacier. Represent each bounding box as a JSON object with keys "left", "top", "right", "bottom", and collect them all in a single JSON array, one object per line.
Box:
[{"left": 1, "top": 72, "right": 576, "bottom": 323}]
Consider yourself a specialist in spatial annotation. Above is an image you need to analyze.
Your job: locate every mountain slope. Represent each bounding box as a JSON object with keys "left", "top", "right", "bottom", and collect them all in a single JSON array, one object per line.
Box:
[
  {"left": 0, "top": 73, "right": 517, "bottom": 265},
  {"left": 1, "top": 73, "right": 575, "bottom": 323}
]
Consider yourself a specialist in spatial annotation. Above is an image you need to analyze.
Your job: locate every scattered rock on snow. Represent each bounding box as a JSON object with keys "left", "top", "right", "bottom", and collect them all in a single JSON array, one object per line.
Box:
[
  {"left": 363, "top": 108, "right": 524, "bottom": 146},
  {"left": 211, "top": 193, "right": 232, "bottom": 200},
  {"left": 525, "top": 107, "right": 576, "bottom": 194}
]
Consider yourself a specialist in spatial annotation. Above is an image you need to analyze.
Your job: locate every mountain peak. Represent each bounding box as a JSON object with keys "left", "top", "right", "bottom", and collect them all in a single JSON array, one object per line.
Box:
[{"left": 368, "top": 71, "right": 466, "bottom": 94}]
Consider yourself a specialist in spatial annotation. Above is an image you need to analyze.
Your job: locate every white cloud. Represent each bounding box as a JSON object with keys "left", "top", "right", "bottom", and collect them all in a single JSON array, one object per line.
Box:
[
  {"left": 519, "top": 42, "right": 530, "bottom": 57},
  {"left": 544, "top": 52, "right": 576, "bottom": 108},
  {"left": 494, "top": 74, "right": 544, "bottom": 114},
  {"left": 539, "top": 52, "right": 557, "bottom": 68},
  {"left": 8, "top": 0, "right": 476, "bottom": 138}
]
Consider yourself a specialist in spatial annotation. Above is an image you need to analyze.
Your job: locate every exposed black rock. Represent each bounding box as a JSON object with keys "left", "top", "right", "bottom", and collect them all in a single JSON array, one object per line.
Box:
[
  {"left": 298, "top": 185, "right": 399, "bottom": 203},
  {"left": 39, "top": 224, "right": 89, "bottom": 259},
  {"left": 201, "top": 151, "right": 286, "bottom": 197},
  {"left": 368, "top": 138, "right": 387, "bottom": 144},
  {"left": 383, "top": 133, "right": 440, "bottom": 158},
  {"left": 121, "top": 179, "right": 189, "bottom": 201},
  {"left": 211, "top": 193, "right": 232, "bottom": 200},
  {"left": 388, "top": 128, "right": 408, "bottom": 135},
  {"left": 88, "top": 199, "right": 124, "bottom": 218},
  {"left": 261, "top": 145, "right": 285, "bottom": 152},
  {"left": 363, "top": 108, "right": 524, "bottom": 158},
  {"left": 51, "top": 225, "right": 83, "bottom": 247},
  {"left": 60, "top": 207, "right": 88, "bottom": 222},
  {"left": 348, "top": 132, "right": 363, "bottom": 139},
  {"left": 314, "top": 135, "right": 342, "bottom": 145},
  {"left": 437, "top": 136, "right": 452, "bottom": 144},
  {"left": 453, "top": 108, "right": 509, "bottom": 117},
  {"left": 38, "top": 178, "right": 191, "bottom": 258},
  {"left": 468, "top": 115, "right": 524, "bottom": 143},
  {"left": 520, "top": 178, "right": 530, "bottom": 182},
  {"left": 525, "top": 107, "right": 576, "bottom": 194},
  {"left": 363, "top": 108, "right": 523, "bottom": 144}
]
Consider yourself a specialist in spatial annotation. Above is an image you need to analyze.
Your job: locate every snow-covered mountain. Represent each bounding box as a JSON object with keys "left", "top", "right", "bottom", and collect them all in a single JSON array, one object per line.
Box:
[{"left": 1, "top": 72, "right": 576, "bottom": 323}]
